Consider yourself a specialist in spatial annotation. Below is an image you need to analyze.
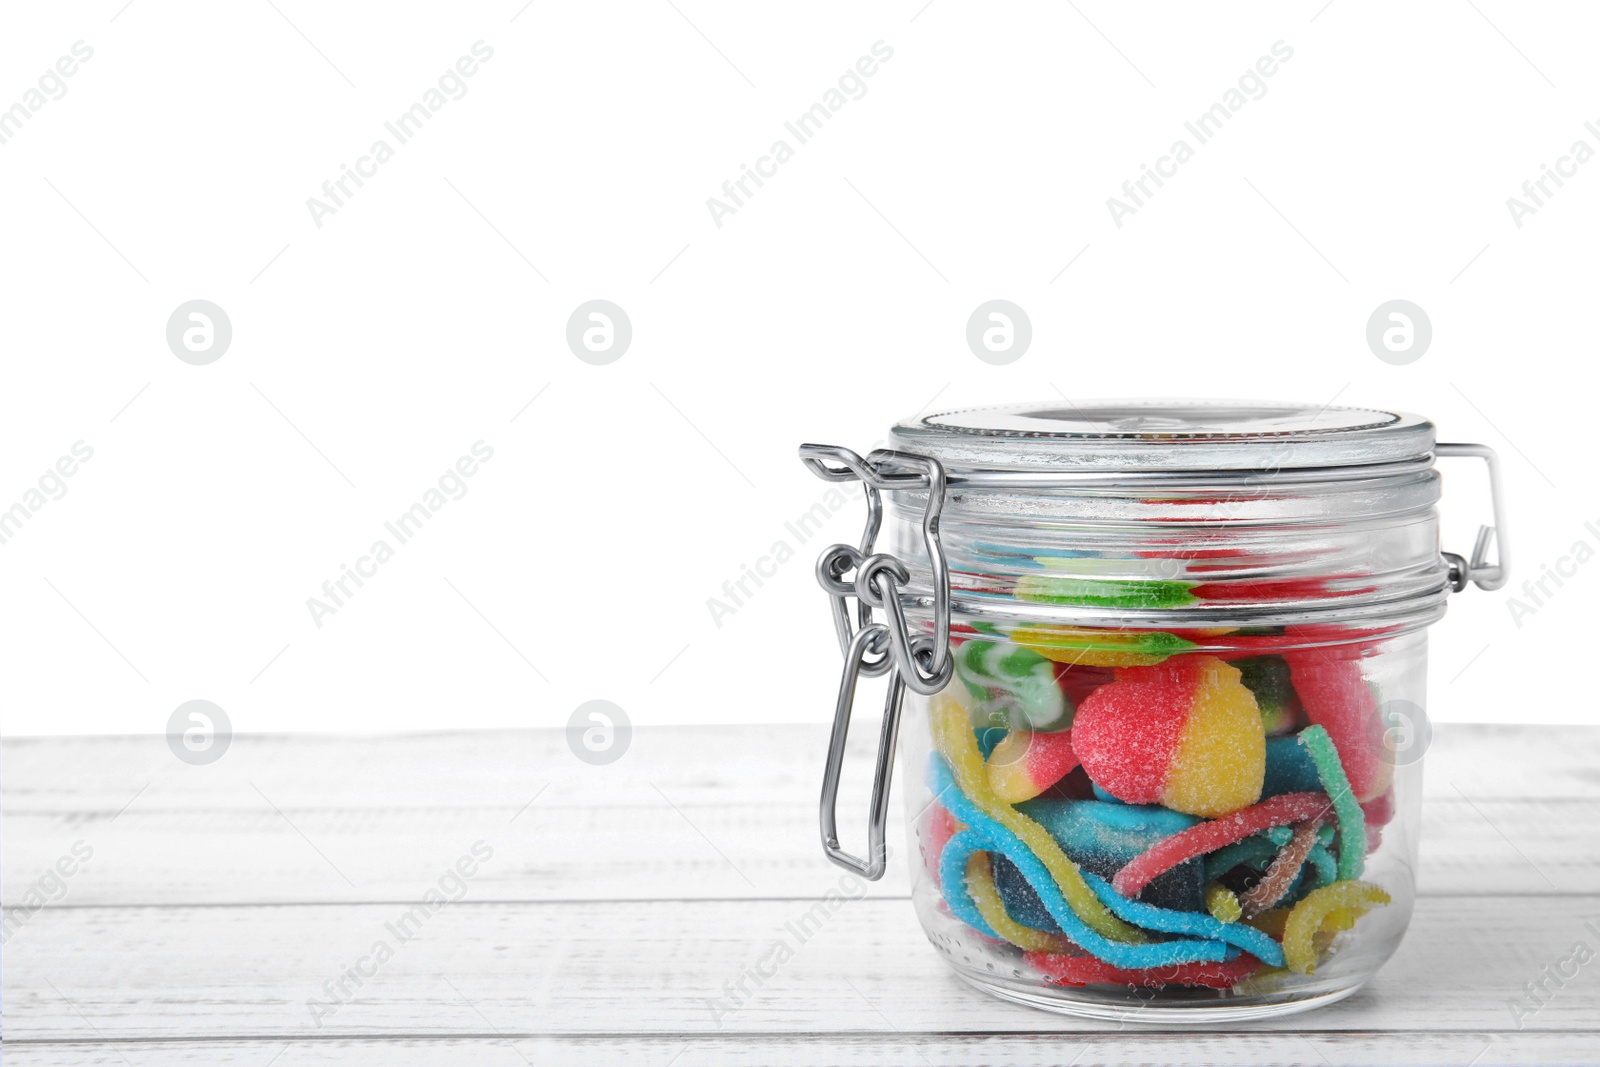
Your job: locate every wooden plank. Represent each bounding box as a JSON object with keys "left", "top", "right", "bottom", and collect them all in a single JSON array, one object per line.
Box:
[
  {"left": 4, "top": 796, "right": 1598, "bottom": 907},
  {"left": 4, "top": 723, "right": 1597, "bottom": 815},
  {"left": 5, "top": 896, "right": 1599, "bottom": 1041},
  {"left": 6, "top": 725, "right": 1599, "bottom": 907},
  {"left": 6, "top": 1032, "right": 1600, "bottom": 1067}
]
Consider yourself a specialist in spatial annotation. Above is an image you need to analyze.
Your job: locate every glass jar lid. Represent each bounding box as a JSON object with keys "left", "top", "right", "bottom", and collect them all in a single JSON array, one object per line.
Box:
[{"left": 891, "top": 401, "right": 1435, "bottom": 474}]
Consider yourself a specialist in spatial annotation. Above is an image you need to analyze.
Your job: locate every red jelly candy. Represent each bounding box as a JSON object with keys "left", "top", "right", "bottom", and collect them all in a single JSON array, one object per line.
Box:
[{"left": 1284, "top": 647, "right": 1392, "bottom": 803}]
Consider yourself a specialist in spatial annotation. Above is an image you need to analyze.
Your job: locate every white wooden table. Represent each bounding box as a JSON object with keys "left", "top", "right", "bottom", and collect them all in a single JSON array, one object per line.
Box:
[{"left": 4, "top": 723, "right": 1598, "bottom": 1065}]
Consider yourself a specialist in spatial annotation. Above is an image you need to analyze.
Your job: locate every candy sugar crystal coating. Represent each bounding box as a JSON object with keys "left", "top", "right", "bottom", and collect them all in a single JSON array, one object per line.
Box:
[
  {"left": 1010, "top": 625, "right": 1196, "bottom": 668},
  {"left": 938, "top": 829, "right": 1000, "bottom": 938},
  {"left": 929, "top": 692, "right": 1143, "bottom": 944},
  {"left": 931, "top": 757, "right": 1250, "bottom": 970},
  {"left": 1236, "top": 655, "right": 1307, "bottom": 736},
  {"left": 1284, "top": 648, "right": 1392, "bottom": 802},
  {"left": 963, "top": 851, "right": 1074, "bottom": 954},
  {"left": 1025, "top": 949, "right": 1263, "bottom": 990},
  {"left": 1003, "top": 798, "right": 1204, "bottom": 913},
  {"left": 1361, "top": 787, "right": 1396, "bottom": 827},
  {"left": 938, "top": 804, "right": 1284, "bottom": 967},
  {"left": 920, "top": 802, "right": 959, "bottom": 888},
  {"left": 1296, "top": 725, "right": 1368, "bottom": 882},
  {"left": 986, "top": 728, "right": 1080, "bottom": 803},
  {"left": 1073, "top": 655, "right": 1266, "bottom": 817},
  {"left": 1281, "top": 881, "right": 1391, "bottom": 973},
  {"left": 1262, "top": 735, "right": 1324, "bottom": 797},
  {"left": 1204, "top": 881, "right": 1243, "bottom": 923},
  {"left": 1203, "top": 835, "right": 1282, "bottom": 882},
  {"left": 1079, "top": 871, "right": 1286, "bottom": 966},
  {"left": 954, "top": 638, "right": 1070, "bottom": 730},
  {"left": 1111, "top": 791, "right": 1333, "bottom": 897},
  {"left": 1240, "top": 820, "right": 1322, "bottom": 919}
]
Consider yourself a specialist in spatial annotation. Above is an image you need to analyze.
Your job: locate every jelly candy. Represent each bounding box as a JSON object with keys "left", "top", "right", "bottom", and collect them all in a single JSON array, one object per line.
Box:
[
  {"left": 1112, "top": 791, "right": 1333, "bottom": 897},
  {"left": 1015, "top": 571, "right": 1197, "bottom": 610},
  {"left": 1079, "top": 871, "right": 1286, "bottom": 965},
  {"left": 1204, "top": 882, "right": 1243, "bottom": 923},
  {"left": 1236, "top": 655, "right": 1306, "bottom": 736},
  {"left": 920, "top": 802, "right": 959, "bottom": 888},
  {"left": 1361, "top": 787, "right": 1396, "bottom": 828},
  {"left": 1203, "top": 835, "right": 1282, "bottom": 883},
  {"left": 1240, "top": 820, "right": 1322, "bottom": 919},
  {"left": 1262, "top": 735, "right": 1323, "bottom": 797},
  {"left": 1013, "top": 796, "right": 1203, "bottom": 912},
  {"left": 1072, "top": 656, "right": 1266, "bottom": 817},
  {"left": 931, "top": 761, "right": 1249, "bottom": 969},
  {"left": 1280, "top": 881, "right": 1391, "bottom": 973},
  {"left": 962, "top": 851, "right": 1074, "bottom": 954},
  {"left": 986, "top": 729, "right": 1080, "bottom": 803},
  {"left": 1297, "top": 725, "right": 1367, "bottom": 882},
  {"left": 1025, "top": 949, "right": 1263, "bottom": 990},
  {"left": 1010, "top": 625, "right": 1196, "bottom": 667},
  {"left": 1284, "top": 648, "right": 1392, "bottom": 802},
  {"left": 929, "top": 692, "right": 1142, "bottom": 943},
  {"left": 939, "top": 816, "right": 1284, "bottom": 967},
  {"left": 954, "top": 638, "right": 1070, "bottom": 730}
]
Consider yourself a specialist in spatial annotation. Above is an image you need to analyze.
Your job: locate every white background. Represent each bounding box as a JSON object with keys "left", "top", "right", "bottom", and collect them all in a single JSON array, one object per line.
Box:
[{"left": 1, "top": 0, "right": 1594, "bottom": 737}]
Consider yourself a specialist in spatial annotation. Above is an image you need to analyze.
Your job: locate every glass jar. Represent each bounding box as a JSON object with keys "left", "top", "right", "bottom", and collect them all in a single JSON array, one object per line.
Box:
[{"left": 800, "top": 401, "right": 1509, "bottom": 1021}]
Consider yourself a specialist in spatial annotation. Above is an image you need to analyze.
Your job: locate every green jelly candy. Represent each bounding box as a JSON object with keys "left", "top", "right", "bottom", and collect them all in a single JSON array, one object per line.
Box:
[
  {"left": 1013, "top": 573, "right": 1197, "bottom": 610},
  {"left": 953, "top": 638, "right": 1070, "bottom": 730},
  {"left": 1238, "top": 655, "right": 1305, "bottom": 736}
]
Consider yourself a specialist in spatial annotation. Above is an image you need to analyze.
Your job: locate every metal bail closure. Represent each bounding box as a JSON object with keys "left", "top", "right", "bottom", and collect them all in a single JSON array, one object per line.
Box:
[
  {"left": 1435, "top": 442, "right": 1511, "bottom": 592},
  {"left": 800, "top": 443, "right": 953, "bottom": 879},
  {"left": 818, "top": 624, "right": 904, "bottom": 879}
]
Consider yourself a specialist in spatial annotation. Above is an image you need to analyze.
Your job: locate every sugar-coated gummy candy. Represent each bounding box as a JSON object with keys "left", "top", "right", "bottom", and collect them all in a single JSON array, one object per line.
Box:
[
  {"left": 1240, "top": 820, "right": 1321, "bottom": 919},
  {"left": 929, "top": 693, "right": 1143, "bottom": 944},
  {"left": 1204, "top": 881, "right": 1243, "bottom": 923},
  {"left": 1361, "top": 787, "right": 1396, "bottom": 827},
  {"left": 1281, "top": 880, "right": 1391, "bottom": 973},
  {"left": 1014, "top": 796, "right": 1202, "bottom": 912},
  {"left": 1262, "top": 735, "right": 1324, "bottom": 797},
  {"left": 987, "top": 852, "right": 1063, "bottom": 933},
  {"left": 962, "top": 851, "right": 1074, "bottom": 954},
  {"left": 986, "top": 729, "right": 1080, "bottom": 803},
  {"left": 1010, "top": 625, "right": 1196, "bottom": 668},
  {"left": 992, "top": 809, "right": 1203, "bottom": 921},
  {"left": 931, "top": 760, "right": 1255, "bottom": 970},
  {"left": 920, "top": 802, "right": 959, "bottom": 888},
  {"left": 1296, "top": 725, "right": 1367, "bottom": 882},
  {"left": 1203, "top": 835, "right": 1282, "bottom": 882},
  {"left": 1284, "top": 648, "right": 1392, "bottom": 802},
  {"left": 1112, "top": 791, "right": 1333, "bottom": 897},
  {"left": 1025, "top": 949, "right": 1263, "bottom": 990},
  {"left": 1237, "top": 655, "right": 1307, "bottom": 736},
  {"left": 1079, "top": 871, "right": 1286, "bottom": 966},
  {"left": 1014, "top": 572, "right": 1198, "bottom": 610},
  {"left": 1072, "top": 656, "right": 1266, "bottom": 817},
  {"left": 954, "top": 638, "right": 1071, "bottom": 730}
]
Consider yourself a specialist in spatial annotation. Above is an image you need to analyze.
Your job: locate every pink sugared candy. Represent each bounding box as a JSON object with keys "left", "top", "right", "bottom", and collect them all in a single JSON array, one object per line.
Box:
[
  {"left": 920, "top": 802, "right": 958, "bottom": 887},
  {"left": 1284, "top": 647, "right": 1392, "bottom": 803},
  {"left": 1072, "top": 655, "right": 1266, "bottom": 818},
  {"left": 986, "top": 728, "right": 1079, "bottom": 803}
]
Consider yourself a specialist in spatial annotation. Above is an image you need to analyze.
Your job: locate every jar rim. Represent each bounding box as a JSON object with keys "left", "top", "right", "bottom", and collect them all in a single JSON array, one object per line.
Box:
[{"left": 892, "top": 400, "right": 1435, "bottom": 474}]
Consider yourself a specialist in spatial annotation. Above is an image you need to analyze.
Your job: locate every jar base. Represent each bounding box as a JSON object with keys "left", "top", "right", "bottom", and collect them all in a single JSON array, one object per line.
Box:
[{"left": 953, "top": 970, "right": 1366, "bottom": 1024}]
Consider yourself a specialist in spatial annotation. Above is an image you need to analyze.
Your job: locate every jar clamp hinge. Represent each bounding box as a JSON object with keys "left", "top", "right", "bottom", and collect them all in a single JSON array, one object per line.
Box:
[
  {"left": 799, "top": 443, "right": 953, "bottom": 880},
  {"left": 1435, "top": 442, "right": 1511, "bottom": 593}
]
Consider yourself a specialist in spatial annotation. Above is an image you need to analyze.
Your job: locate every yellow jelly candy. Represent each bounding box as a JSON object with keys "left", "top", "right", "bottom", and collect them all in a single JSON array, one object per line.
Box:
[{"left": 1281, "top": 880, "right": 1390, "bottom": 974}]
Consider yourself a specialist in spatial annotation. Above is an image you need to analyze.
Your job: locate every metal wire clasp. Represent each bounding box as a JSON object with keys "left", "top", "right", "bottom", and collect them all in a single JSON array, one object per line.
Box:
[
  {"left": 799, "top": 443, "right": 953, "bottom": 879},
  {"left": 1436, "top": 442, "right": 1511, "bottom": 592}
]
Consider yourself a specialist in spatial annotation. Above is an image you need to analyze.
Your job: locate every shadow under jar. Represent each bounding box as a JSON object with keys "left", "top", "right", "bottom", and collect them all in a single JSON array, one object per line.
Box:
[{"left": 800, "top": 401, "right": 1509, "bottom": 1022}]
